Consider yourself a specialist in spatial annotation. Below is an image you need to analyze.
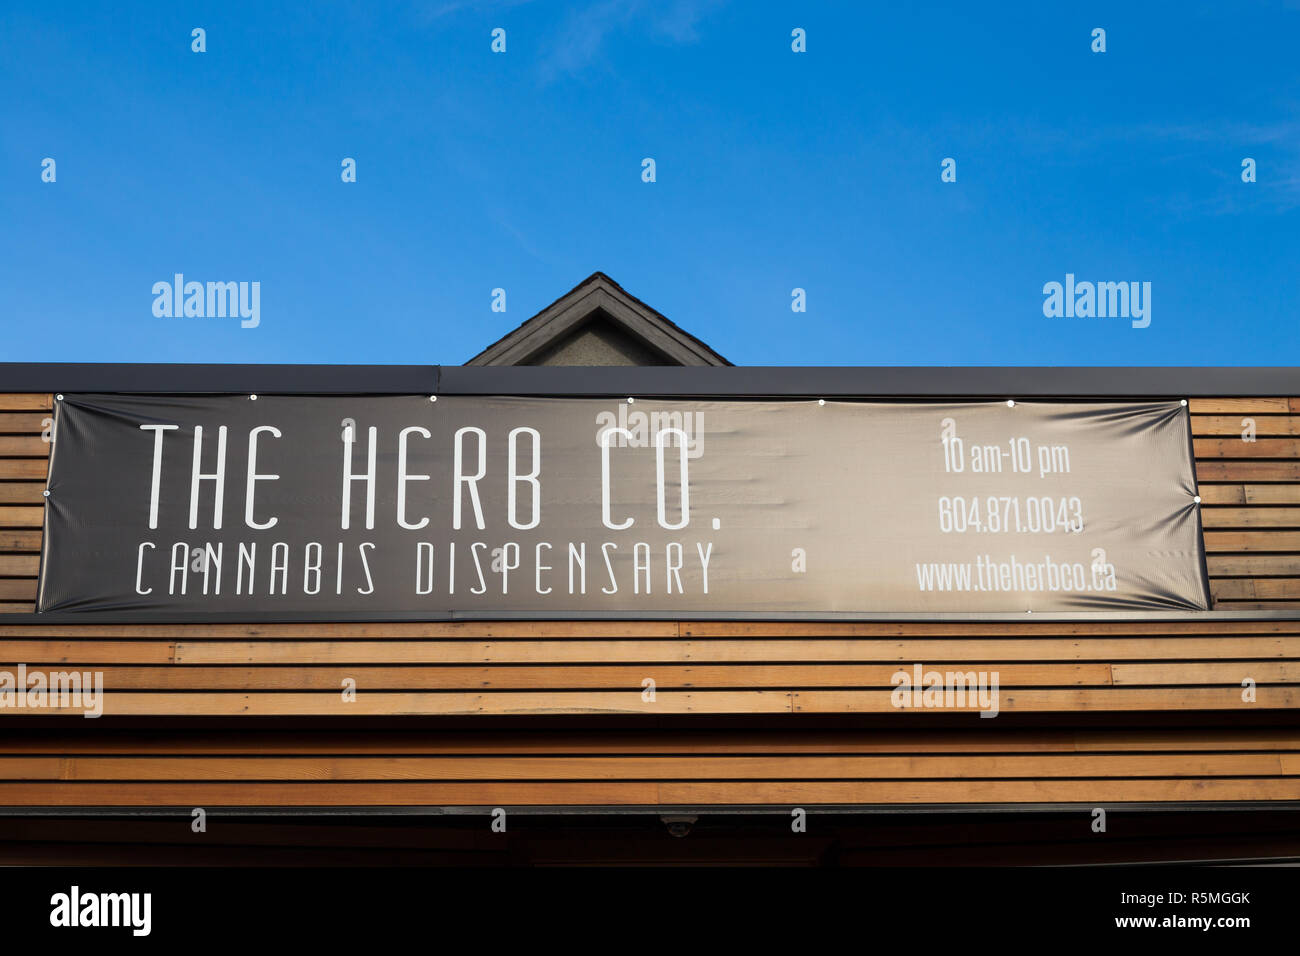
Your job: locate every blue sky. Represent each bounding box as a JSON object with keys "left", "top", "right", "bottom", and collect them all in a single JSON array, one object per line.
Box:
[{"left": 2, "top": 0, "right": 1297, "bottom": 366}]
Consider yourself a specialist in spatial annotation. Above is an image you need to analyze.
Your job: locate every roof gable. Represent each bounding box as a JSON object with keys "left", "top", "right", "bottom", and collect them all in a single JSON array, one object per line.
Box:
[{"left": 464, "top": 273, "right": 730, "bottom": 366}]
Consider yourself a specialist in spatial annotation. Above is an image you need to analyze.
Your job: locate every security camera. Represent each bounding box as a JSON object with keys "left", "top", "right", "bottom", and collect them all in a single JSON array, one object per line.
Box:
[{"left": 661, "top": 814, "right": 697, "bottom": 838}]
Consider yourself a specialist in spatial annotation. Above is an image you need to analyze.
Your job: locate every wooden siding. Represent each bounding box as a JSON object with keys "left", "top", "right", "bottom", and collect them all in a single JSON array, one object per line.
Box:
[
  {"left": 2, "top": 392, "right": 1300, "bottom": 812},
  {"left": 1192, "top": 398, "right": 1300, "bottom": 609},
  {"left": 1, "top": 620, "right": 1300, "bottom": 718},
  {"left": 0, "top": 394, "right": 48, "bottom": 613},
  {"left": 1, "top": 726, "right": 1299, "bottom": 807}
]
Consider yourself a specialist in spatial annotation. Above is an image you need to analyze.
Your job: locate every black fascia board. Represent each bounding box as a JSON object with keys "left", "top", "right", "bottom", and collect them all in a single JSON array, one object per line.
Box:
[
  {"left": 438, "top": 365, "right": 1299, "bottom": 397},
  {"left": 1, "top": 364, "right": 1298, "bottom": 397},
  {"left": 0, "top": 363, "right": 438, "bottom": 394}
]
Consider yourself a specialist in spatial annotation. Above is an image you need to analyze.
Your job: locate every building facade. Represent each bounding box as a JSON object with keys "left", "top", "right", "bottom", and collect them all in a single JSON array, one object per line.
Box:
[{"left": 1, "top": 273, "right": 1299, "bottom": 864}]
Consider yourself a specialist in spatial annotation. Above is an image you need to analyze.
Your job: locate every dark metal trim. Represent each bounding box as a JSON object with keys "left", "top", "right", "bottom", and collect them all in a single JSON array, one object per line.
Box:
[
  {"left": 2, "top": 364, "right": 1298, "bottom": 396},
  {"left": 0, "top": 364, "right": 439, "bottom": 394},
  {"left": 438, "top": 366, "right": 1300, "bottom": 397}
]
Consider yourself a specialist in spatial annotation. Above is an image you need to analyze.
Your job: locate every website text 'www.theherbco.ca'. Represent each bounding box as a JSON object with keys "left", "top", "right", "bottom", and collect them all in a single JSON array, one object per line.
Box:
[{"left": 915, "top": 554, "right": 1117, "bottom": 593}]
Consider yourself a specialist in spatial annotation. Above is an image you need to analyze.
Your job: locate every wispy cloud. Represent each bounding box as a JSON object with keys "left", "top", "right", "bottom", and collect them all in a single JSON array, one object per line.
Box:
[
  {"left": 540, "top": 0, "right": 727, "bottom": 79},
  {"left": 1113, "top": 118, "right": 1300, "bottom": 214},
  {"left": 953, "top": 113, "right": 1300, "bottom": 215},
  {"left": 415, "top": 0, "right": 536, "bottom": 23}
]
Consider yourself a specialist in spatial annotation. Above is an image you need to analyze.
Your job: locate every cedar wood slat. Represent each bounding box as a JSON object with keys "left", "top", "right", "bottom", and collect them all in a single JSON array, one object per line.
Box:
[
  {"left": 1203, "top": 508, "right": 1300, "bottom": 528},
  {"left": 4, "top": 635, "right": 1300, "bottom": 664},
  {"left": 0, "top": 659, "right": 1292, "bottom": 689},
  {"left": 1192, "top": 415, "right": 1300, "bottom": 436},
  {"left": 3, "top": 778, "right": 1300, "bottom": 805},
  {"left": 0, "top": 753, "right": 1288, "bottom": 780},
  {"left": 0, "top": 659, "right": 1288, "bottom": 688},
  {"left": 0, "top": 438, "right": 46, "bottom": 457},
  {"left": 0, "top": 485, "right": 46, "bottom": 505},
  {"left": 0, "top": 662, "right": 1118, "bottom": 688},
  {"left": 0, "top": 413, "right": 52, "bottom": 432},
  {"left": 1200, "top": 486, "right": 1300, "bottom": 505},
  {"left": 1187, "top": 398, "right": 1294, "bottom": 413},
  {"left": 0, "top": 727, "right": 1296, "bottom": 754},
  {"left": 0, "top": 395, "right": 52, "bottom": 411},
  {"left": 1, "top": 686, "right": 1296, "bottom": 715}
]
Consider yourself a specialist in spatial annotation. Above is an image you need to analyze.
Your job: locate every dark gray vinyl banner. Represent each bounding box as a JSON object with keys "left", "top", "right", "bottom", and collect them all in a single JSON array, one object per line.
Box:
[{"left": 37, "top": 394, "right": 1209, "bottom": 615}]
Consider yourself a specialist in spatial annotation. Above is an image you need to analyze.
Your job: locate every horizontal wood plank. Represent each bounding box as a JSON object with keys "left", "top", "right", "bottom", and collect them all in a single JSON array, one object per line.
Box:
[
  {"left": 0, "top": 580, "right": 37, "bottom": 601},
  {"left": 0, "top": 437, "right": 48, "bottom": 457},
  {"left": 6, "top": 620, "right": 1300, "bottom": 641},
  {"left": 0, "top": 507, "right": 42, "bottom": 528},
  {"left": 655, "top": 778, "right": 1300, "bottom": 804},
  {"left": 1199, "top": 485, "right": 1300, "bottom": 505},
  {"left": 1195, "top": 461, "right": 1300, "bottom": 481},
  {"left": 1110, "top": 661, "right": 1300, "bottom": 684},
  {"left": 1195, "top": 438, "right": 1300, "bottom": 458},
  {"left": 0, "top": 662, "right": 1115, "bottom": 690},
  {"left": 165, "top": 636, "right": 1300, "bottom": 664},
  {"left": 0, "top": 414, "right": 50, "bottom": 433},
  {"left": 0, "top": 752, "right": 1287, "bottom": 782},
  {"left": 0, "top": 484, "right": 45, "bottom": 505},
  {"left": 0, "top": 555, "right": 38, "bottom": 575},
  {"left": 1205, "top": 531, "right": 1300, "bottom": 552},
  {"left": 9, "top": 635, "right": 1300, "bottom": 666},
  {"left": 1207, "top": 554, "right": 1300, "bottom": 575},
  {"left": 0, "top": 461, "right": 47, "bottom": 480},
  {"left": 1212, "top": 601, "right": 1300, "bottom": 610},
  {"left": 0, "top": 690, "right": 796, "bottom": 716},
  {"left": 2, "top": 727, "right": 1295, "bottom": 755},
  {"left": 790, "top": 686, "right": 1299, "bottom": 713},
  {"left": 1188, "top": 398, "right": 1291, "bottom": 414},
  {"left": 0, "top": 395, "right": 52, "bottom": 411},
  {"left": 1202, "top": 507, "right": 1300, "bottom": 528},
  {"left": 1212, "top": 579, "right": 1300, "bottom": 600},
  {"left": 1, "top": 686, "right": 1295, "bottom": 716},
  {"left": 1192, "top": 415, "right": 1300, "bottom": 436},
  {"left": 0, "top": 641, "right": 176, "bottom": 663},
  {"left": 1, "top": 778, "right": 1297, "bottom": 805},
  {"left": 1197, "top": 485, "right": 1246, "bottom": 505}
]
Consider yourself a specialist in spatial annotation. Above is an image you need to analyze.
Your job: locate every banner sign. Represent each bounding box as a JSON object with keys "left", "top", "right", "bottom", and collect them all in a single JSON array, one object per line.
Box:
[{"left": 37, "top": 395, "right": 1209, "bottom": 615}]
